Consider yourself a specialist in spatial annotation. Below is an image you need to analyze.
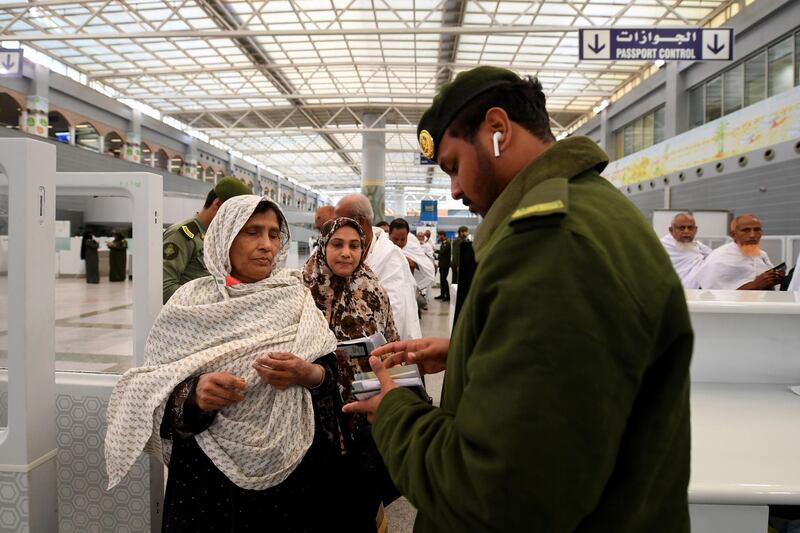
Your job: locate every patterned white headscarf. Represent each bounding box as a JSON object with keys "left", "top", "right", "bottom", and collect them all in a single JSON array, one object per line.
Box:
[{"left": 105, "top": 195, "right": 337, "bottom": 490}]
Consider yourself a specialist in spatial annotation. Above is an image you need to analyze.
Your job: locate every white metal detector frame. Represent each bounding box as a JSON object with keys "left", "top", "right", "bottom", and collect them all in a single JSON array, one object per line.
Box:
[
  {"left": 0, "top": 138, "right": 58, "bottom": 531},
  {"left": 56, "top": 171, "right": 164, "bottom": 532}
]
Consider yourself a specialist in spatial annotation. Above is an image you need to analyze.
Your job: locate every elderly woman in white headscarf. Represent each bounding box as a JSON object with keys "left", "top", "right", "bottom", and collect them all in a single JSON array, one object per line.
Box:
[{"left": 105, "top": 196, "right": 378, "bottom": 532}]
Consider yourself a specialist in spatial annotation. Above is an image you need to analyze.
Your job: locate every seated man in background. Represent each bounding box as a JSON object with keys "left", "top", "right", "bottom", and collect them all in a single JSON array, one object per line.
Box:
[
  {"left": 376, "top": 220, "right": 391, "bottom": 233},
  {"left": 696, "top": 213, "right": 785, "bottom": 290},
  {"left": 336, "top": 194, "right": 422, "bottom": 339},
  {"left": 659, "top": 212, "right": 711, "bottom": 289},
  {"left": 389, "top": 218, "right": 436, "bottom": 310}
]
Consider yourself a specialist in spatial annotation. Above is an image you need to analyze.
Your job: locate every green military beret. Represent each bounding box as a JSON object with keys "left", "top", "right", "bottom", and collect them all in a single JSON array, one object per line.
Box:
[
  {"left": 214, "top": 176, "right": 252, "bottom": 202},
  {"left": 458, "top": 225, "right": 469, "bottom": 232},
  {"left": 417, "top": 66, "right": 522, "bottom": 163}
]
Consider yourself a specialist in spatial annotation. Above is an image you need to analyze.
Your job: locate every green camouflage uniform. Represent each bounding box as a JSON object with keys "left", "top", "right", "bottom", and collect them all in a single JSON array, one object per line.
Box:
[{"left": 162, "top": 216, "right": 207, "bottom": 303}]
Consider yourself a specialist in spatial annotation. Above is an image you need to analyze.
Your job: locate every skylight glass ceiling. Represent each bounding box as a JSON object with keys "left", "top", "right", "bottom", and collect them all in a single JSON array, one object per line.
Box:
[{"left": 0, "top": 0, "right": 737, "bottom": 194}]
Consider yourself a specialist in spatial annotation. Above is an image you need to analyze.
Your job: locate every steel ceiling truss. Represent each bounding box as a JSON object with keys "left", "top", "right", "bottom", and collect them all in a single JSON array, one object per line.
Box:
[{"left": 0, "top": 0, "right": 740, "bottom": 198}]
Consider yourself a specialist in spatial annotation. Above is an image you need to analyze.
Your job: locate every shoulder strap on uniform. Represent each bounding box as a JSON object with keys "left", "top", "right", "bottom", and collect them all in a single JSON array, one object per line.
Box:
[
  {"left": 510, "top": 177, "right": 569, "bottom": 225},
  {"left": 181, "top": 220, "right": 201, "bottom": 239}
]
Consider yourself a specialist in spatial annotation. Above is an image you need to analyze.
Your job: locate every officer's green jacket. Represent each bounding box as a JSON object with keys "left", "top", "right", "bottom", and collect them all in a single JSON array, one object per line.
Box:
[
  {"left": 162, "top": 216, "right": 207, "bottom": 303},
  {"left": 451, "top": 235, "right": 466, "bottom": 269},
  {"left": 436, "top": 239, "right": 452, "bottom": 270},
  {"left": 372, "top": 137, "right": 692, "bottom": 532}
]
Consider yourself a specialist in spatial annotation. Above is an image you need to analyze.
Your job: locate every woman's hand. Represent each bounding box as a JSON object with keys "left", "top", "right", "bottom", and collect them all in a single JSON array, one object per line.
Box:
[
  {"left": 253, "top": 352, "right": 325, "bottom": 390},
  {"left": 192, "top": 372, "right": 248, "bottom": 411}
]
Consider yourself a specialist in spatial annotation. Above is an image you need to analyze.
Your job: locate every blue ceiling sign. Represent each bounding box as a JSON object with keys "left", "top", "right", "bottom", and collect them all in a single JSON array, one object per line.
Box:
[
  {"left": 420, "top": 200, "right": 438, "bottom": 221},
  {"left": 579, "top": 29, "right": 733, "bottom": 61},
  {"left": 418, "top": 153, "right": 437, "bottom": 165},
  {"left": 0, "top": 48, "right": 23, "bottom": 78}
]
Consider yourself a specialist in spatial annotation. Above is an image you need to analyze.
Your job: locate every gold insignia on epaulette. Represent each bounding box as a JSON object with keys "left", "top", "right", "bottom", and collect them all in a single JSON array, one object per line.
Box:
[
  {"left": 181, "top": 225, "right": 195, "bottom": 239},
  {"left": 163, "top": 242, "right": 178, "bottom": 260},
  {"left": 419, "top": 130, "right": 434, "bottom": 159},
  {"left": 512, "top": 200, "right": 565, "bottom": 219}
]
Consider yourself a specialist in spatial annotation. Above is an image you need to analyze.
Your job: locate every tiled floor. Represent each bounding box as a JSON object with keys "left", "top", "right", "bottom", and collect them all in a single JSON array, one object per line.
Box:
[
  {"left": 0, "top": 277, "right": 134, "bottom": 373},
  {"left": 0, "top": 276, "right": 452, "bottom": 531}
]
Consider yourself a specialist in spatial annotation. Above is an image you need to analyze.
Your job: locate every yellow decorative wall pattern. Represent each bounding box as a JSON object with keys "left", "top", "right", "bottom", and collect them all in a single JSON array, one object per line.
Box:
[{"left": 604, "top": 85, "right": 800, "bottom": 187}]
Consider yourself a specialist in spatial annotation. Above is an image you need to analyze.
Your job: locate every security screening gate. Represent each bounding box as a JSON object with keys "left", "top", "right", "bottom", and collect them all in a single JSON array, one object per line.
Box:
[
  {"left": 55, "top": 172, "right": 164, "bottom": 532},
  {"left": 0, "top": 137, "right": 58, "bottom": 532},
  {"left": 0, "top": 137, "right": 165, "bottom": 532}
]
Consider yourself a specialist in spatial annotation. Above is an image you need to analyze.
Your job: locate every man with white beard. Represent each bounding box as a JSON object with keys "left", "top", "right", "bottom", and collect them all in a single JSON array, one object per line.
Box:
[
  {"left": 695, "top": 213, "right": 786, "bottom": 290},
  {"left": 416, "top": 231, "right": 436, "bottom": 264},
  {"left": 659, "top": 213, "right": 711, "bottom": 289}
]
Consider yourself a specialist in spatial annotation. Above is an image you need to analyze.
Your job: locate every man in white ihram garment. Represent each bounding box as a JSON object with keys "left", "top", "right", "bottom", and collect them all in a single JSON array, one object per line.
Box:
[
  {"left": 789, "top": 251, "right": 800, "bottom": 291},
  {"left": 659, "top": 212, "right": 711, "bottom": 289},
  {"left": 695, "top": 213, "right": 786, "bottom": 290},
  {"left": 335, "top": 194, "right": 423, "bottom": 339},
  {"left": 388, "top": 218, "right": 436, "bottom": 307},
  {"left": 417, "top": 231, "right": 436, "bottom": 264}
]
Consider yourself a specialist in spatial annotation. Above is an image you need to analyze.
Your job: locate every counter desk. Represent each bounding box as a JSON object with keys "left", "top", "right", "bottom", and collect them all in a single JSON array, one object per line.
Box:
[{"left": 687, "top": 290, "right": 800, "bottom": 532}]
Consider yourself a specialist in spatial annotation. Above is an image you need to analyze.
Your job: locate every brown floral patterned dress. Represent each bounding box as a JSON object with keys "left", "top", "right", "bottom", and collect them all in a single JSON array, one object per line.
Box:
[{"left": 302, "top": 217, "right": 402, "bottom": 508}]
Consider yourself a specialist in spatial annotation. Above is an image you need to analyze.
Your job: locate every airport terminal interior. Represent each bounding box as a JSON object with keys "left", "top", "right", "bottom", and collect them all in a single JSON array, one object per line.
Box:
[{"left": 1, "top": 0, "right": 800, "bottom": 531}]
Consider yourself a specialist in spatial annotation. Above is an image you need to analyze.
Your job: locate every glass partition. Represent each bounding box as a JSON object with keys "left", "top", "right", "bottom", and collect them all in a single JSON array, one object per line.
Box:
[{"left": 55, "top": 193, "right": 134, "bottom": 374}]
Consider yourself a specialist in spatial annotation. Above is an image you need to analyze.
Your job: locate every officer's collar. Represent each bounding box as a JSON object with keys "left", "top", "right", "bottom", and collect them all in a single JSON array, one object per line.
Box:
[{"left": 473, "top": 136, "right": 608, "bottom": 261}]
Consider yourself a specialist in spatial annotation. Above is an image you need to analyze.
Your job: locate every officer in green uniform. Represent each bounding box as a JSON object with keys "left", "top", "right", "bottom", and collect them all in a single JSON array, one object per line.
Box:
[
  {"left": 344, "top": 67, "right": 693, "bottom": 532},
  {"left": 433, "top": 231, "right": 451, "bottom": 301},
  {"left": 162, "top": 177, "right": 252, "bottom": 303},
  {"left": 450, "top": 225, "right": 469, "bottom": 284}
]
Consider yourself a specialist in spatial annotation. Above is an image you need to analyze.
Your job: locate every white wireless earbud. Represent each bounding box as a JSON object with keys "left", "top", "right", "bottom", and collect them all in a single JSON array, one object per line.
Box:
[{"left": 492, "top": 131, "right": 503, "bottom": 158}]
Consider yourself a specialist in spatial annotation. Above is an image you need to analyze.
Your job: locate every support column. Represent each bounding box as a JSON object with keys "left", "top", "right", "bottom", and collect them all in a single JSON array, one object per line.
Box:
[
  {"left": 665, "top": 62, "right": 688, "bottom": 137},
  {"left": 24, "top": 64, "right": 49, "bottom": 138},
  {"left": 124, "top": 109, "right": 142, "bottom": 164},
  {"left": 254, "top": 166, "right": 262, "bottom": 195},
  {"left": 599, "top": 108, "right": 614, "bottom": 157},
  {"left": 226, "top": 152, "right": 236, "bottom": 177},
  {"left": 68, "top": 125, "right": 76, "bottom": 146},
  {"left": 396, "top": 187, "right": 406, "bottom": 218},
  {"left": 361, "top": 113, "right": 385, "bottom": 224},
  {"left": 184, "top": 141, "right": 198, "bottom": 180}
]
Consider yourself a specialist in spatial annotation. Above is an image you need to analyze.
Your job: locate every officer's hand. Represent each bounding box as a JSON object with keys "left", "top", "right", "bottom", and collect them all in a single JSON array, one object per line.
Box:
[
  {"left": 372, "top": 337, "right": 449, "bottom": 375},
  {"left": 253, "top": 352, "right": 325, "bottom": 390},
  {"left": 342, "top": 356, "right": 398, "bottom": 423},
  {"left": 193, "top": 372, "right": 248, "bottom": 412}
]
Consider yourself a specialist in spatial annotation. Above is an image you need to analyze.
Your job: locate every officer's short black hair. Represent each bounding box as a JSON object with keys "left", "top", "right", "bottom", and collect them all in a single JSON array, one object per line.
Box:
[
  {"left": 447, "top": 77, "right": 555, "bottom": 144},
  {"left": 204, "top": 188, "right": 218, "bottom": 209},
  {"left": 389, "top": 218, "right": 410, "bottom": 234}
]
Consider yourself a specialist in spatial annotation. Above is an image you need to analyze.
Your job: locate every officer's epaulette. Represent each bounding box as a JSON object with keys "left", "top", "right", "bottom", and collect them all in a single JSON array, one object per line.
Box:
[
  {"left": 510, "top": 177, "right": 569, "bottom": 230},
  {"left": 181, "top": 220, "right": 201, "bottom": 239}
]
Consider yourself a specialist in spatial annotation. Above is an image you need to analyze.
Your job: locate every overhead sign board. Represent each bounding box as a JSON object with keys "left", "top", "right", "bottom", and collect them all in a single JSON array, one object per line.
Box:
[
  {"left": 579, "top": 29, "right": 733, "bottom": 61},
  {"left": 0, "top": 48, "right": 23, "bottom": 78},
  {"left": 420, "top": 200, "right": 438, "bottom": 222}
]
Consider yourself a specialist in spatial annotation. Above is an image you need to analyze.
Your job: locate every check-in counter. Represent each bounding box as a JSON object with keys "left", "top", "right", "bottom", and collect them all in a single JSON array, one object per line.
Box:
[{"left": 686, "top": 290, "right": 800, "bottom": 533}]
